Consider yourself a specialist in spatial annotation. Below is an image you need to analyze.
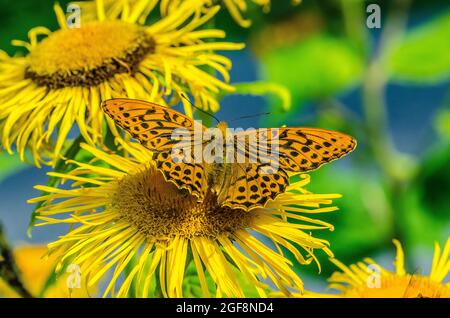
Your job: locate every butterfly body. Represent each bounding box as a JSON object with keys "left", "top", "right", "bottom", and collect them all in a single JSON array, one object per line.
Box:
[
  {"left": 205, "top": 161, "right": 232, "bottom": 201},
  {"left": 103, "top": 98, "right": 356, "bottom": 211}
]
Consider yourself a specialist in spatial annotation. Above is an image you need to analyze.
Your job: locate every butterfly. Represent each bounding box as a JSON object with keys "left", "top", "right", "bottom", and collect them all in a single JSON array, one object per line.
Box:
[{"left": 102, "top": 98, "right": 356, "bottom": 211}]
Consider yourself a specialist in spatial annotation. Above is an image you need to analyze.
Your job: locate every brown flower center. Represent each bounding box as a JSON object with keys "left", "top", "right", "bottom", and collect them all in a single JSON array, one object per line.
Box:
[
  {"left": 25, "top": 21, "right": 155, "bottom": 89},
  {"left": 110, "top": 166, "right": 254, "bottom": 240}
]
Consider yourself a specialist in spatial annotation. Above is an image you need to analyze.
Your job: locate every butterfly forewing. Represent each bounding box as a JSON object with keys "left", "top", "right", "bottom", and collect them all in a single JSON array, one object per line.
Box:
[
  {"left": 276, "top": 128, "right": 356, "bottom": 171},
  {"left": 233, "top": 127, "right": 355, "bottom": 172},
  {"left": 102, "top": 99, "right": 201, "bottom": 152}
]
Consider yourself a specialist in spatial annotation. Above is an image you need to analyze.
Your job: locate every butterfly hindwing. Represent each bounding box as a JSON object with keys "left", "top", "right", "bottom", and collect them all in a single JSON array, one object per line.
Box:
[
  {"left": 220, "top": 162, "right": 289, "bottom": 210},
  {"left": 152, "top": 150, "right": 208, "bottom": 201}
]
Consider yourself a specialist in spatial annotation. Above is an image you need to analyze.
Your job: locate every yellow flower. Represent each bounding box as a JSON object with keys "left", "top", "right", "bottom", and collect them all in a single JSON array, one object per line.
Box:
[
  {"left": 328, "top": 239, "right": 450, "bottom": 298},
  {"left": 29, "top": 141, "right": 341, "bottom": 298},
  {"left": 0, "top": 0, "right": 243, "bottom": 166},
  {"left": 0, "top": 245, "right": 96, "bottom": 298},
  {"left": 160, "top": 0, "right": 302, "bottom": 28}
]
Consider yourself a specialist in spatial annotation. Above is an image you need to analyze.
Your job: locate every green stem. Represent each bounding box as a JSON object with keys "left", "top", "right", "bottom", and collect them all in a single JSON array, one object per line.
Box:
[
  {"left": 340, "top": 0, "right": 368, "bottom": 55},
  {"left": 104, "top": 122, "right": 119, "bottom": 151},
  {"left": 153, "top": 265, "right": 163, "bottom": 298},
  {"left": 0, "top": 223, "right": 33, "bottom": 298},
  {"left": 362, "top": 0, "right": 414, "bottom": 265},
  {"left": 363, "top": 0, "right": 411, "bottom": 174}
]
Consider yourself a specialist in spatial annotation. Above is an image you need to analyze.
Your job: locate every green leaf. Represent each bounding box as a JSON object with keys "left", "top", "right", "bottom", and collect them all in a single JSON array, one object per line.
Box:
[
  {"left": 231, "top": 81, "right": 292, "bottom": 111},
  {"left": 399, "top": 161, "right": 450, "bottom": 248},
  {"left": 195, "top": 110, "right": 214, "bottom": 128},
  {"left": 413, "top": 142, "right": 450, "bottom": 222},
  {"left": 37, "top": 263, "right": 64, "bottom": 298},
  {"left": 261, "top": 34, "right": 363, "bottom": 106},
  {"left": 0, "top": 152, "right": 27, "bottom": 183},
  {"left": 435, "top": 107, "right": 450, "bottom": 140},
  {"left": 388, "top": 10, "right": 450, "bottom": 83},
  {"left": 181, "top": 258, "right": 269, "bottom": 297}
]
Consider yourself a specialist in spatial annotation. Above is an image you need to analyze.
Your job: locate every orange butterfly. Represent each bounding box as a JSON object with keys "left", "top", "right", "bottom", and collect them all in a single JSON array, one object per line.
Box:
[{"left": 102, "top": 98, "right": 356, "bottom": 211}]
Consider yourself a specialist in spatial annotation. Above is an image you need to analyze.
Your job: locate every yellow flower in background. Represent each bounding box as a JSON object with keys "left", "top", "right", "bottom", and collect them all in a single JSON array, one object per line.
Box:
[
  {"left": 29, "top": 141, "right": 341, "bottom": 298},
  {"left": 220, "top": 0, "right": 301, "bottom": 27},
  {"left": 328, "top": 239, "right": 450, "bottom": 298},
  {"left": 0, "top": 0, "right": 243, "bottom": 166},
  {"left": 80, "top": 0, "right": 302, "bottom": 28},
  {"left": 0, "top": 245, "right": 96, "bottom": 298},
  {"left": 73, "top": 0, "right": 157, "bottom": 22},
  {"left": 161, "top": 0, "right": 302, "bottom": 28}
]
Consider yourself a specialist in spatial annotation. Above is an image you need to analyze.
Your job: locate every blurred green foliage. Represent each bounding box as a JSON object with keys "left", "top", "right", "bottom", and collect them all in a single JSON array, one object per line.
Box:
[
  {"left": 0, "top": 0, "right": 70, "bottom": 55},
  {"left": 250, "top": 1, "right": 450, "bottom": 277},
  {"left": 435, "top": 108, "right": 450, "bottom": 139},
  {"left": 0, "top": 153, "right": 26, "bottom": 183},
  {"left": 230, "top": 81, "right": 292, "bottom": 111},
  {"left": 415, "top": 144, "right": 450, "bottom": 220},
  {"left": 263, "top": 34, "right": 363, "bottom": 109},
  {"left": 388, "top": 11, "right": 450, "bottom": 83},
  {"left": 0, "top": 0, "right": 448, "bottom": 294}
]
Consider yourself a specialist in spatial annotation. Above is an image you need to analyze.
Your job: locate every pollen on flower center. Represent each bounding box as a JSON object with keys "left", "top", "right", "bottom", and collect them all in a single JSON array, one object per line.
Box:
[
  {"left": 25, "top": 21, "right": 155, "bottom": 88},
  {"left": 109, "top": 166, "right": 254, "bottom": 240}
]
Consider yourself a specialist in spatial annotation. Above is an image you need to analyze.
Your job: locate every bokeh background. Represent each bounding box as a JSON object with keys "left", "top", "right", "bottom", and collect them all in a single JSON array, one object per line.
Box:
[{"left": 0, "top": 0, "right": 449, "bottom": 293}]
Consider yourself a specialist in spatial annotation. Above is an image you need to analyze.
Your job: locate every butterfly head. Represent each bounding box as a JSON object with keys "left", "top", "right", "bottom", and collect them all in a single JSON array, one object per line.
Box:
[{"left": 216, "top": 121, "right": 229, "bottom": 135}]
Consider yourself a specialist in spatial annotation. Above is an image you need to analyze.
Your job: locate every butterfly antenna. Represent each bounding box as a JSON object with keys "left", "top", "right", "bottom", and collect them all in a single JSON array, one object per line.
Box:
[
  {"left": 180, "top": 93, "right": 220, "bottom": 124},
  {"left": 229, "top": 112, "right": 271, "bottom": 123}
]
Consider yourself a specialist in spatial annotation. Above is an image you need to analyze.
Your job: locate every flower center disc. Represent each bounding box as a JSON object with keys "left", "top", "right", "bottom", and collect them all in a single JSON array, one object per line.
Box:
[
  {"left": 110, "top": 167, "right": 254, "bottom": 240},
  {"left": 26, "top": 21, "right": 155, "bottom": 88}
]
